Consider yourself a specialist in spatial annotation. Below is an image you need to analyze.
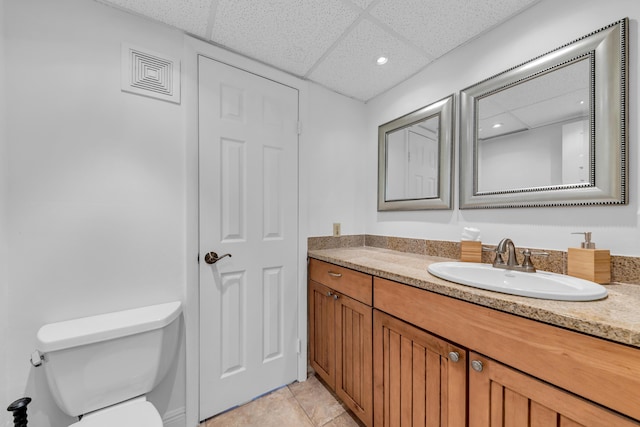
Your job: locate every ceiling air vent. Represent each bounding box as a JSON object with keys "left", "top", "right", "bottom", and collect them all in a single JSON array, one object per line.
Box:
[{"left": 121, "top": 43, "right": 180, "bottom": 104}]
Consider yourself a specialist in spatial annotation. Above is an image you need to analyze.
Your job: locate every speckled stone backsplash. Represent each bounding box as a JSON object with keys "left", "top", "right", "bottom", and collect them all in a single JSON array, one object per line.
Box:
[
  {"left": 307, "top": 235, "right": 640, "bottom": 284},
  {"left": 306, "top": 235, "right": 365, "bottom": 249}
]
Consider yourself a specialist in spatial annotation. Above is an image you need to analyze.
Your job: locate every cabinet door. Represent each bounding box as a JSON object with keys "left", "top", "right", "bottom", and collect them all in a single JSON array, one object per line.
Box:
[
  {"left": 374, "top": 310, "right": 466, "bottom": 427},
  {"left": 335, "top": 292, "right": 373, "bottom": 426},
  {"left": 309, "top": 280, "right": 335, "bottom": 388},
  {"left": 468, "top": 352, "right": 640, "bottom": 427}
]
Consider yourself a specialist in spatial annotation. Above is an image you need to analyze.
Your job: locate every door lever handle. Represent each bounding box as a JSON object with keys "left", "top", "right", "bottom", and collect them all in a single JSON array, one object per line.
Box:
[{"left": 204, "top": 252, "right": 232, "bottom": 264}]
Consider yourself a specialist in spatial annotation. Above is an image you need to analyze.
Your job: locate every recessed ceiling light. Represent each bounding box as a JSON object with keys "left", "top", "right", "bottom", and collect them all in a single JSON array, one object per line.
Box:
[
  {"left": 579, "top": 100, "right": 585, "bottom": 105},
  {"left": 492, "top": 123, "right": 503, "bottom": 129},
  {"left": 376, "top": 56, "right": 388, "bottom": 65}
]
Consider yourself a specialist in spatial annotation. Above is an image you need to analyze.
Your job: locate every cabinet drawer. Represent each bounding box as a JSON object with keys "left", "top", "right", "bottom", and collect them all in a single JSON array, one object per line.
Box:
[{"left": 309, "top": 259, "right": 372, "bottom": 305}]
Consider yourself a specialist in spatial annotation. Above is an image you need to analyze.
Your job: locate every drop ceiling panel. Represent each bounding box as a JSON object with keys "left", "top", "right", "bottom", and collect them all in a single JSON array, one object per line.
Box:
[
  {"left": 511, "top": 91, "right": 590, "bottom": 128},
  {"left": 309, "top": 18, "right": 431, "bottom": 101},
  {"left": 487, "top": 58, "right": 590, "bottom": 112},
  {"left": 95, "top": 0, "right": 543, "bottom": 101},
  {"left": 370, "top": 0, "right": 540, "bottom": 58},
  {"left": 478, "top": 98, "right": 508, "bottom": 120},
  {"left": 478, "top": 112, "right": 528, "bottom": 140},
  {"left": 99, "top": 0, "right": 212, "bottom": 37},
  {"left": 211, "top": 0, "right": 361, "bottom": 76},
  {"left": 348, "top": 0, "right": 377, "bottom": 10}
]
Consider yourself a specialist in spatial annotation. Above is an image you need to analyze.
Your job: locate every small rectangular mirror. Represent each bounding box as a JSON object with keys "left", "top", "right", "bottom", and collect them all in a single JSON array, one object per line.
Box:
[{"left": 378, "top": 95, "right": 454, "bottom": 211}]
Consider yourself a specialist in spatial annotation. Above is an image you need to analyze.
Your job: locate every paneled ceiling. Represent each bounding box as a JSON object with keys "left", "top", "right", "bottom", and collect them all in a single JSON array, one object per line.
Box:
[
  {"left": 97, "top": 0, "right": 541, "bottom": 101},
  {"left": 478, "top": 58, "right": 590, "bottom": 140}
]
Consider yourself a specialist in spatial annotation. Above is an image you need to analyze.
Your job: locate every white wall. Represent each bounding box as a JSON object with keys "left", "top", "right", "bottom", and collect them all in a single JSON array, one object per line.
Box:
[
  {"left": 366, "top": 0, "right": 640, "bottom": 256},
  {"left": 478, "top": 124, "right": 561, "bottom": 192},
  {"left": 1, "top": 2, "right": 366, "bottom": 425},
  {"left": 305, "top": 83, "right": 368, "bottom": 236},
  {"left": 4, "top": 0, "right": 186, "bottom": 426},
  {"left": 0, "top": 0, "right": 9, "bottom": 425}
]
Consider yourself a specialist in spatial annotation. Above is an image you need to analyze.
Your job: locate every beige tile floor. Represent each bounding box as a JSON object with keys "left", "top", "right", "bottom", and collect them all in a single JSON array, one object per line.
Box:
[{"left": 201, "top": 375, "right": 364, "bottom": 427}]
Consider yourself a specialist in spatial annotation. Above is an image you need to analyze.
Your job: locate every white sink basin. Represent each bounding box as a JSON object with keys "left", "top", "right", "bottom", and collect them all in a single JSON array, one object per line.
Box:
[{"left": 427, "top": 262, "right": 607, "bottom": 301}]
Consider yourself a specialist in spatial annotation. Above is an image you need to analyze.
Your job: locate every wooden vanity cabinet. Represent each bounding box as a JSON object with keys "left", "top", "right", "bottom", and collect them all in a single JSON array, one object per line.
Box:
[
  {"left": 468, "top": 352, "right": 639, "bottom": 427},
  {"left": 374, "top": 277, "right": 640, "bottom": 426},
  {"left": 373, "top": 310, "right": 466, "bottom": 427},
  {"left": 308, "top": 259, "right": 373, "bottom": 426}
]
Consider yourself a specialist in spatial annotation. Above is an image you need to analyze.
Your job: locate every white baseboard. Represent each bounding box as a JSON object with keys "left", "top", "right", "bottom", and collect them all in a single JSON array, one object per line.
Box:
[{"left": 163, "top": 407, "right": 186, "bottom": 427}]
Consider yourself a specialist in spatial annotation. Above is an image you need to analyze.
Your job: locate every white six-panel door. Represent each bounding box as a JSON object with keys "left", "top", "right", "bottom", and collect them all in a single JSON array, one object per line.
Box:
[
  {"left": 198, "top": 55, "right": 299, "bottom": 421},
  {"left": 407, "top": 129, "right": 438, "bottom": 198}
]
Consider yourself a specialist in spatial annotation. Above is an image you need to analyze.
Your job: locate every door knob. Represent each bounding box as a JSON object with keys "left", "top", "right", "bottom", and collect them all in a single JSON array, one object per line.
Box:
[{"left": 204, "top": 252, "right": 232, "bottom": 264}]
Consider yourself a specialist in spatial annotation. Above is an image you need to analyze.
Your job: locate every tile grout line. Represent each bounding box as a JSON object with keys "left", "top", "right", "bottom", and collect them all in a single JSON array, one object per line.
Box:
[
  {"left": 287, "top": 383, "right": 321, "bottom": 426},
  {"left": 288, "top": 379, "right": 352, "bottom": 427}
]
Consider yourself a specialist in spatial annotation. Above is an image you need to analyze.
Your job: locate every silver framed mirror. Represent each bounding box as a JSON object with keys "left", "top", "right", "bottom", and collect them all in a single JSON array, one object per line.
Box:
[
  {"left": 378, "top": 95, "right": 454, "bottom": 211},
  {"left": 459, "top": 19, "right": 627, "bottom": 209}
]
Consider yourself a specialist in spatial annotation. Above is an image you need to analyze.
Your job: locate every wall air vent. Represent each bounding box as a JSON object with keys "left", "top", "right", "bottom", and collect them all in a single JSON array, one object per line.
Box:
[{"left": 121, "top": 43, "right": 180, "bottom": 104}]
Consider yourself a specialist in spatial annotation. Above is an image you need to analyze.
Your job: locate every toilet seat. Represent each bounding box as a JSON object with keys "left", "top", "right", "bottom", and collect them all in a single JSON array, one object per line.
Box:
[{"left": 69, "top": 397, "right": 162, "bottom": 427}]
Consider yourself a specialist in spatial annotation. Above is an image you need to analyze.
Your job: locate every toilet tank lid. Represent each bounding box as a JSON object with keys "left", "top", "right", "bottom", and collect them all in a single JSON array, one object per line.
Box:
[{"left": 37, "top": 301, "right": 182, "bottom": 352}]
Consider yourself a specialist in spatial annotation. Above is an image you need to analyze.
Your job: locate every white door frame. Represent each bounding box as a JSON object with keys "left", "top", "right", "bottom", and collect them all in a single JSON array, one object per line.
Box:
[{"left": 183, "top": 35, "right": 310, "bottom": 427}]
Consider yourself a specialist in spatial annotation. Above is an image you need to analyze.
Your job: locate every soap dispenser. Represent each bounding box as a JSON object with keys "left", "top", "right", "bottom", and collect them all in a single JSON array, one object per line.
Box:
[{"left": 567, "top": 232, "right": 610, "bottom": 284}]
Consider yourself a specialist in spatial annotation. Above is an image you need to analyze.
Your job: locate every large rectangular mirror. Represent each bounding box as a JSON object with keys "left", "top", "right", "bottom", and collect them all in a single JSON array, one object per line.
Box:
[
  {"left": 460, "top": 19, "right": 627, "bottom": 208},
  {"left": 378, "top": 95, "right": 454, "bottom": 210}
]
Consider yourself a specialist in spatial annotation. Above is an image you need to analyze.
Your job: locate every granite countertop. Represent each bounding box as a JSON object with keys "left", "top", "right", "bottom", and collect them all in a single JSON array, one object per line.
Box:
[{"left": 308, "top": 246, "right": 640, "bottom": 348}]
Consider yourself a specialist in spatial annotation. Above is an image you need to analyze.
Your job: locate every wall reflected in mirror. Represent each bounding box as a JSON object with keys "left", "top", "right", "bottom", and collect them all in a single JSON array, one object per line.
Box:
[
  {"left": 378, "top": 95, "right": 454, "bottom": 211},
  {"left": 477, "top": 58, "right": 592, "bottom": 193}
]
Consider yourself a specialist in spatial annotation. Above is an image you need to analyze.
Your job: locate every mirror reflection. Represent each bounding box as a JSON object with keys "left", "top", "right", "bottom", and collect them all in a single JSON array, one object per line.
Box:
[
  {"left": 378, "top": 95, "right": 454, "bottom": 211},
  {"left": 459, "top": 19, "right": 627, "bottom": 208},
  {"left": 477, "top": 58, "right": 591, "bottom": 193},
  {"left": 385, "top": 115, "right": 439, "bottom": 200}
]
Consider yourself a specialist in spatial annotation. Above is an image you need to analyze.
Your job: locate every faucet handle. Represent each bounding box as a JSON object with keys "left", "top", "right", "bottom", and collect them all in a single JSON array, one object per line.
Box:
[
  {"left": 521, "top": 249, "right": 549, "bottom": 257},
  {"left": 482, "top": 246, "right": 505, "bottom": 264},
  {"left": 520, "top": 249, "right": 549, "bottom": 272},
  {"left": 486, "top": 245, "right": 506, "bottom": 265}
]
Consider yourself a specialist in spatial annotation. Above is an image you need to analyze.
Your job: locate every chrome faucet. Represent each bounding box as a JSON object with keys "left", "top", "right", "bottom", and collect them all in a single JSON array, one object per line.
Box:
[{"left": 492, "top": 238, "right": 548, "bottom": 273}]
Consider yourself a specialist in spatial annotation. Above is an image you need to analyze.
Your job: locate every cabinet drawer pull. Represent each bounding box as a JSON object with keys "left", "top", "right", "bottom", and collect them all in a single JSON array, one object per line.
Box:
[
  {"left": 448, "top": 351, "right": 460, "bottom": 362},
  {"left": 328, "top": 271, "right": 342, "bottom": 278},
  {"left": 326, "top": 291, "right": 333, "bottom": 297},
  {"left": 333, "top": 294, "right": 340, "bottom": 300},
  {"left": 471, "top": 360, "right": 484, "bottom": 372}
]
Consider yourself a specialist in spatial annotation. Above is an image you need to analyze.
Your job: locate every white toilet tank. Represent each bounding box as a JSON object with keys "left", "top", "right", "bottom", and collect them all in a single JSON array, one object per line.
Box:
[{"left": 36, "top": 301, "right": 182, "bottom": 418}]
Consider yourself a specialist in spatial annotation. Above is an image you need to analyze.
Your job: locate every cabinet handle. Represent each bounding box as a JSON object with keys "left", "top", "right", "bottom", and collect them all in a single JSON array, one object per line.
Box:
[
  {"left": 333, "top": 294, "right": 340, "bottom": 300},
  {"left": 326, "top": 291, "right": 333, "bottom": 297},
  {"left": 471, "top": 360, "right": 484, "bottom": 372},
  {"left": 328, "top": 271, "right": 342, "bottom": 278},
  {"left": 448, "top": 351, "right": 460, "bottom": 362}
]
